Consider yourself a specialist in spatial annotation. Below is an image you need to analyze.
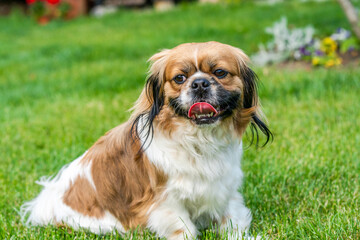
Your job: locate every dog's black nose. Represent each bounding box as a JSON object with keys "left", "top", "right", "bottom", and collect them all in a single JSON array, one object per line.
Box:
[{"left": 191, "top": 79, "right": 210, "bottom": 91}]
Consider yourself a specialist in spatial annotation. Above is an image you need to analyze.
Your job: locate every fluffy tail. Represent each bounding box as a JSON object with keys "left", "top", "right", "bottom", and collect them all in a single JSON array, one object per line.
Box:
[
  {"left": 20, "top": 160, "right": 77, "bottom": 226},
  {"left": 20, "top": 173, "right": 68, "bottom": 226}
]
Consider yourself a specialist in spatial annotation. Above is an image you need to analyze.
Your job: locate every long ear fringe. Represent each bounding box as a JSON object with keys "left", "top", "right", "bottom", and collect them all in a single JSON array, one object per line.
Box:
[
  {"left": 242, "top": 67, "right": 273, "bottom": 147},
  {"left": 130, "top": 74, "right": 164, "bottom": 151},
  {"left": 248, "top": 115, "right": 273, "bottom": 147},
  {"left": 129, "top": 50, "right": 169, "bottom": 151}
]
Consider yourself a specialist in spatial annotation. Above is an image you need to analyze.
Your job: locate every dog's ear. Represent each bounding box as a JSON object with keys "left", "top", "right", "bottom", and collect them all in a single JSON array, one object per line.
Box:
[
  {"left": 242, "top": 67, "right": 272, "bottom": 146},
  {"left": 231, "top": 47, "right": 273, "bottom": 146},
  {"left": 130, "top": 49, "right": 170, "bottom": 149},
  {"left": 145, "top": 49, "right": 170, "bottom": 115}
]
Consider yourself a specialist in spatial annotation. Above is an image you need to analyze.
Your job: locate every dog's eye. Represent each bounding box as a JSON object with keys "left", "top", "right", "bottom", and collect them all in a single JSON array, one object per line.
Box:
[
  {"left": 213, "top": 69, "right": 228, "bottom": 79},
  {"left": 173, "top": 74, "right": 187, "bottom": 84}
]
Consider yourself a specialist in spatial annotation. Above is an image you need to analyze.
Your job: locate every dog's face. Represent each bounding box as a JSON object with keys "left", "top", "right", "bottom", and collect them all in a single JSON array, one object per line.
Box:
[
  {"left": 132, "top": 42, "right": 271, "bottom": 144},
  {"left": 163, "top": 42, "right": 248, "bottom": 125}
]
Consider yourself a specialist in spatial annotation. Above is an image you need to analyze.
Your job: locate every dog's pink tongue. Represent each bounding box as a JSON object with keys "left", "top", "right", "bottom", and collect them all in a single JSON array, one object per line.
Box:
[{"left": 188, "top": 102, "right": 218, "bottom": 118}]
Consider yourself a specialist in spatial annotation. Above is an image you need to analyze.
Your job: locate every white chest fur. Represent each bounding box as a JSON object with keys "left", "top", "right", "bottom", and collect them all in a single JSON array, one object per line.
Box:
[{"left": 145, "top": 123, "right": 244, "bottom": 227}]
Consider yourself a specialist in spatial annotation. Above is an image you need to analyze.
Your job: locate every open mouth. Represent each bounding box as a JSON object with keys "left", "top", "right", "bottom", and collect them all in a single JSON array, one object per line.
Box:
[{"left": 188, "top": 102, "right": 220, "bottom": 124}]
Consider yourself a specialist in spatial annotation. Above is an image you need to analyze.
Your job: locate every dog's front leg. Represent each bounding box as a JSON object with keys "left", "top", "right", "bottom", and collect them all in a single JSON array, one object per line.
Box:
[
  {"left": 147, "top": 197, "right": 197, "bottom": 240},
  {"left": 220, "top": 192, "right": 252, "bottom": 239}
]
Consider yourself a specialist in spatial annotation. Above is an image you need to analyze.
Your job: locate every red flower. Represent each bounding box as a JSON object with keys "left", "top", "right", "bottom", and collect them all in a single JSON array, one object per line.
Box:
[
  {"left": 26, "top": 0, "right": 61, "bottom": 5},
  {"left": 46, "top": 0, "right": 61, "bottom": 4}
]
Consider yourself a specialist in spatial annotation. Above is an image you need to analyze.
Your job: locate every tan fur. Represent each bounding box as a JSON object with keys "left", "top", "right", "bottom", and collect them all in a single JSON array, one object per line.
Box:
[
  {"left": 154, "top": 105, "right": 184, "bottom": 137},
  {"left": 63, "top": 176, "right": 105, "bottom": 218},
  {"left": 69, "top": 123, "right": 168, "bottom": 230},
  {"left": 233, "top": 107, "right": 258, "bottom": 138},
  {"left": 171, "top": 229, "right": 185, "bottom": 238}
]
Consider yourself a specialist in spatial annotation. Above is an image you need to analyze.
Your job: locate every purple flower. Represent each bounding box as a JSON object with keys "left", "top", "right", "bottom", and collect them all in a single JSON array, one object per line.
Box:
[
  {"left": 299, "top": 47, "right": 311, "bottom": 56},
  {"left": 348, "top": 46, "right": 355, "bottom": 52},
  {"left": 315, "top": 50, "right": 324, "bottom": 56}
]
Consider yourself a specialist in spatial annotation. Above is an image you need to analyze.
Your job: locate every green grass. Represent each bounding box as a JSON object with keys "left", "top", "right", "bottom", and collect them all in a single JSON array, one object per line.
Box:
[{"left": 1, "top": 0, "right": 359, "bottom": 239}]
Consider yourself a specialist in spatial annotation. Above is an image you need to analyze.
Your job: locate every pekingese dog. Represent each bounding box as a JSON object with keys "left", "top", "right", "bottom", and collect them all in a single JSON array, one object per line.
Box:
[{"left": 21, "top": 41, "right": 271, "bottom": 239}]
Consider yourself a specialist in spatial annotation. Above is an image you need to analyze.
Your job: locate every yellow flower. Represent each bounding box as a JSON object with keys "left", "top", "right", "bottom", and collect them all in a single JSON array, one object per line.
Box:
[
  {"left": 312, "top": 57, "right": 320, "bottom": 66},
  {"left": 335, "top": 57, "right": 342, "bottom": 65},
  {"left": 325, "top": 59, "right": 335, "bottom": 68},
  {"left": 321, "top": 37, "right": 337, "bottom": 55}
]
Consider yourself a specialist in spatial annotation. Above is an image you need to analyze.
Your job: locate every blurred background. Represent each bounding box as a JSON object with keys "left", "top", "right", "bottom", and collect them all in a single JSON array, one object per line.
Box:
[{"left": 1, "top": 0, "right": 359, "bottom": 239}]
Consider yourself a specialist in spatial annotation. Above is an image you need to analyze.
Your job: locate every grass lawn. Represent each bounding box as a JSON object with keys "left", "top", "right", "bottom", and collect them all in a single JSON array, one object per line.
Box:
[{"left": 1, "top": 0, "right": 359, "bottom": 239}]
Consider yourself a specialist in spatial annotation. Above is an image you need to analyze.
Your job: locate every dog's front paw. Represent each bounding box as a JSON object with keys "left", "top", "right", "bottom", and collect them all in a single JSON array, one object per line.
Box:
[
  {"left": 167, "top": 229, "right": 197, "bottom": 240},
  {"left": 226, "top": 230, "right": 263, "bottom": 240}
]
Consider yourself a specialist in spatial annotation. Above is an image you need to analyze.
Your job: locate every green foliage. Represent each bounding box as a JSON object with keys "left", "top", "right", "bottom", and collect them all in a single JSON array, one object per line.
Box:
[
  {"left": 29, "top": 1, "right": 46, "bottom": 19},
  {"left": 0, "top": 1, "right": 359, "bottom": 239},
  {"left": 340, "top": 36, "right": 360, "bottom": 53},
  {"left": 58, "top": 2, "right": 71, "bottom": 18}
]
